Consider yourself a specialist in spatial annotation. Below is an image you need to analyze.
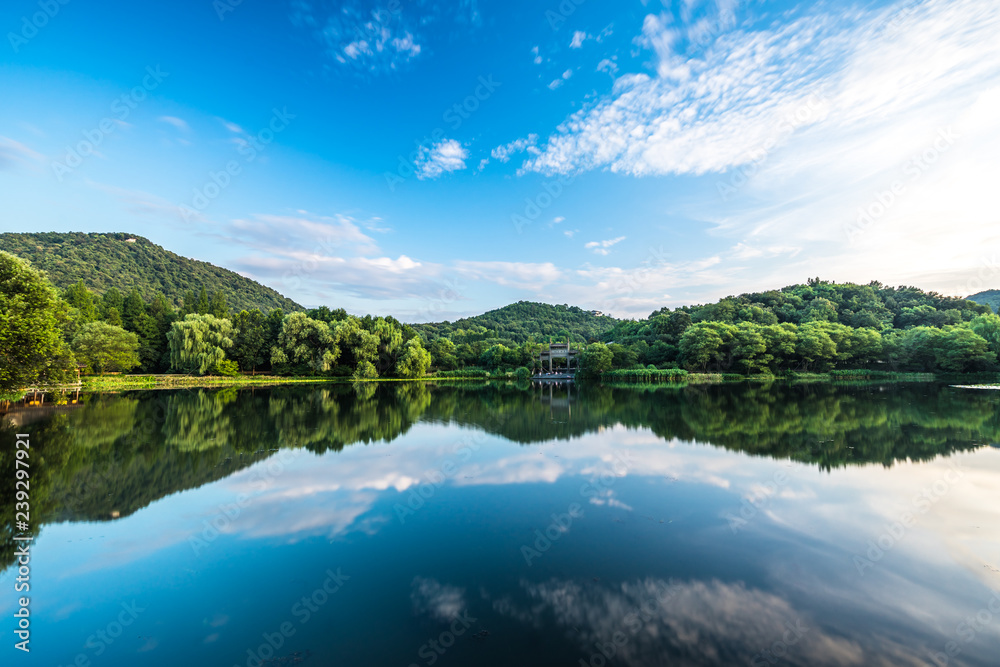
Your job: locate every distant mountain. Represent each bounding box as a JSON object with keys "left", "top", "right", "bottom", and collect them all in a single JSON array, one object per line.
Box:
[
  {"left": 967, "top": 290, "right": 1000, "bottom": 313},
  {"left": 413, "top": 301, "right": 618, "bottom": 344},
  {"left": 0, "top": 232, "right": 301, "bottom": 313}
]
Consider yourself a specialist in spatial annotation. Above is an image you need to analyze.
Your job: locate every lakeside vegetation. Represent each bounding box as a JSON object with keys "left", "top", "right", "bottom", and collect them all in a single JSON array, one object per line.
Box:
[{"left": 6, "top": 238, "right": 1000, "bottom": 397}]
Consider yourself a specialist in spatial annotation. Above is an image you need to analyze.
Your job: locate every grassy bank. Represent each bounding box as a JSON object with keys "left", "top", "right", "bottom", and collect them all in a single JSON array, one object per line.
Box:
[
  {"left": 80, "top": 374, "right": 343, "bottom": 391},
  {"left": 72, "top": 368, "right": 990, "bottom": 392}
]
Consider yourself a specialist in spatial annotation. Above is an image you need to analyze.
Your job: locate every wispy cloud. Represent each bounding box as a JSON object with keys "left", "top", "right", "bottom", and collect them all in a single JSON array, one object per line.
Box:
[
  {"left": 157, "top": 116, "right": 190, "bottom": 132},
  {"left": 569, "top": 30, "right": 590, "bottom": 48},
  {"left": 290, "top": 0, "right": 425, "bottom": 74},
  {"left": 585, "top": 236, "right": 626, "bottom": 255},
  {"left": 454, "top": 260, "right": 562, "bottom": 288},
  {"left": 491, "top": 135, "right": 538, "bottom": 163},
  {"left": 217, "top": 117, "right": 244, "bottom": 134},
  {"left": 596, "top": 57, "right": 618, "bottom": 77},
  {"left": 523, "top": 0, "right": 1000, "bottom": 179},
  {"left": 415, "top": 139, "right": 468, "bottom": 179},
  {"left": 0, "top": 136, "right": 43, "bottom": 170}
]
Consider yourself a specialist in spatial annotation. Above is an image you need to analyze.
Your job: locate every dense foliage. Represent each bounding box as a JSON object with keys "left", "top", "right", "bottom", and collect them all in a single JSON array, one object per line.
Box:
[
  {"left": 6, "top": 240, "right": 1000, "bottom": 387},
  {"left": 1, "top": 256, "right": 433, "bottom": 389},
  {"left": 0, "top": 252, "right": 75, "bottom": 395},
  {"left": 596, "top": 278, "right": 998, "bottom": 375},
  {"left": 71, "top": 321, "right": 141, "bottom": 374},
  {"left": 0, "top": 232, "right": 301, "bottom": 312}
]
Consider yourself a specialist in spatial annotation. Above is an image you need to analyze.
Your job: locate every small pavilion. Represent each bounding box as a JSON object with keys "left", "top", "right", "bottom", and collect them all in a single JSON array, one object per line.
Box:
[{"left": 537, "top": 338, "right": 580, "bottom": 374}]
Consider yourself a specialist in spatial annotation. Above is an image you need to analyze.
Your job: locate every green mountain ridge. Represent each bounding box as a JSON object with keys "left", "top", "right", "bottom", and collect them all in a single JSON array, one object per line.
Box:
[
  {"left": 0, "top": 231, "right": 302, "bottom": 313},
  {"left": 967, "top": 290, "right": 1000, "bottom": 313},
  {"left": 412, "top": 301, "right": 619, "bottom": 344}
]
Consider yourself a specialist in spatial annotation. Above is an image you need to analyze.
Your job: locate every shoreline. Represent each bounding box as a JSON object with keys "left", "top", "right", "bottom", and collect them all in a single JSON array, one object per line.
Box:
[{"left": 59, "top": 370, "right": 986, "bottom": 392}]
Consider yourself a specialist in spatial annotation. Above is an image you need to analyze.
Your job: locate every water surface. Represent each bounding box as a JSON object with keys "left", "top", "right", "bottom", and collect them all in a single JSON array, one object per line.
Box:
[{"left": 2, "top": 381, "right": 999, "bottom": 666}]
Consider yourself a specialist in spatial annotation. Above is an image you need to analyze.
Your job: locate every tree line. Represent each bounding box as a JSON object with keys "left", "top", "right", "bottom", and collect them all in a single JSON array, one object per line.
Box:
[
  {"left": 0, "top": 252, "right": 430, "bottom": 394},
  {"left": 5, "top": 250, "right": 1000, "bottom": 395},
  {"left": 578, "top": 279, "right": 1000, "bottom": 376}
]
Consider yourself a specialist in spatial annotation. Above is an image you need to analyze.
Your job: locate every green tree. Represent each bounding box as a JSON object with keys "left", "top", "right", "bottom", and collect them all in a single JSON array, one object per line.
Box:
[
  {"left": 843, "top": 327, "right": 883, "bottom": 365},
  {"left": 181, "top": 289, "right": 198, "bottom": 317},
  {"left": 429, "top": 338, "right": 458, "bottom": 370},
  {"left": 146, "top": 292, "right": 177, "bottom": 372},
  {"left": 353, "top": 360, "right": 378, "bottom": 380},
  {"left": 209, "top": 290, "right": 229, "bottom": 319},
  {"left": 970, "top": 313, "right": 1000, "bottom": 357},
  {"left": 0, "top": 252, "right": 74, "bottom": 394},
  {"left": 270, "top": 312, "right": 339, "bottom": 374},
  {"left": 934, "top": 326, "right": 995, "bottom": 372},
  {"left": 481, "top": 344, "right": 511, "bottom": 371},
  {"left": 63, "top": 280, "right": 98, "bottom": 322},
  {"left": 167, "top": 314, "right": 235, "bottom": 375},
  {"left": 395, "top": 338, "right": 432, "bottom": 378},
  {"left": 121, "top": 288, "right": 160, "bottom": 371},
  {"left": 232, "top": 309, "right": 269, "bottom": 373},
  {"left": 802, "top": 297, "right": 838, "bottom": 323},
  {"left": 579, "top": 342, "right": 613, "bottom": 378},
  {"left": 679, "top": 322, "right": 735, "bottom": 371},
  {"left": 196, "top": 286, "right": 210, "bottom": 315},
  {"left": 100, "top": 287, "right": 124, "bottom": 324},
  {"left": 608, "top": 343, "right": 639, "bottom": 369},
  {"left": 336, "top": 317, "right": 378, "bottom": 372},
  {"left": 71, "top": 322, "right": 140, "bottom": 375},
  {"left": 732, "top": 322, "right": 768, "bottom": 374},
  {"left": 760, "top": 323, "right": 798, "bottom": 372},
  {"left": 795, "top": 322, "right": 838, "bottom": 371}
]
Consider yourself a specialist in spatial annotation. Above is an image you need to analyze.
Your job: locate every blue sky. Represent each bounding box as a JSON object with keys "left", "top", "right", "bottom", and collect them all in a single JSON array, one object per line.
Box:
[{"left": 2, "top": 0, "right": 999, "bottom": 320}]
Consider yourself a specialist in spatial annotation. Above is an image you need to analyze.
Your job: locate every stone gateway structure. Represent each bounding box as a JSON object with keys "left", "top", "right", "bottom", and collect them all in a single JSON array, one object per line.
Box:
[{"left": 536, "top": 339, "right": 580, "bottom": 375}]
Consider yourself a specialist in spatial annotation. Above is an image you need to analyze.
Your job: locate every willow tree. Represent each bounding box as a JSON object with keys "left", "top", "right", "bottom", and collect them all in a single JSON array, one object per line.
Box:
[
  {"left": 0, "top": 251, "right": 75, "bottom": 394},
  {"left": 71, "top": 322, "right": 140, "bottom": 375},
  {"left": 271, "top": 312, "right": 339, "bottom": 374},
  {"left": 167, "top": 314, "right": 234, "bottom": 375},
  {"left": 395, "top": 338, "right": 431, "bottom": 378}
]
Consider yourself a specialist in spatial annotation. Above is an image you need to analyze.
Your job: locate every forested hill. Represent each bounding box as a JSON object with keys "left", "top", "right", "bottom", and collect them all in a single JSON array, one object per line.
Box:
[
  {"left": 412, "top": 301, "right": 618, "bottom": 344},
  {"left": 967, "top": 290, "right": 1000, "bottom": 313},
  {"left": 0, "top": 232, "right": 301, "bottom": 312}
]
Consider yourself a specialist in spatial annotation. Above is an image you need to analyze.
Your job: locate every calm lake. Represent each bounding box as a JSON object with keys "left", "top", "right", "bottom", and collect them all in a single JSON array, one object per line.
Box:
[{"left": 3, "top": 381, "right": 1000, "bottom": 666}]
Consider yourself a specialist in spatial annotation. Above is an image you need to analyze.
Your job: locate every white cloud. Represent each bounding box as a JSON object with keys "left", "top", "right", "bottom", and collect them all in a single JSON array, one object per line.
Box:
[
  {"left": 229, "top": 212, "right": 381, "bottom": 255},
  {"left": 453, "top": 260, "right": 562, "bottom": 288},
  {"left": 514, "top": 0, "right": 1000, "bottom": 302},
  {"left": 548, "top": 70, "right": 574, "bottom": 90},
  {"left": 585, "top": 236, "right": 626, "bottom": 255},
  {"left": 570, "top": 30, "right": 590, "bottom": 48},
  {"left": 0, "top": 136, "right": 43, "bottom": 170},
  {"left": 157, "top": 116, "right": 189, "bottom": 132},
  {"left": 217, "top": 118, "right": 244, "bottom": 134},
  {"left": 290, "top": 1, "right": 426, "bottom": 73},
  {"left": 415, "top": 139, "right": 468, "bottom": 179},
  {"left": 523, "top": 0, "right": 1000, "bottom": 180},
  {"left": 596, "top": 58, "right": 619, "bottom": 77},
  {"left": 490, "top": 135, "right": 538, "bottom": 163},
  {"left": 531, "top": 45, "right": 542, "bottom": 65}
]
